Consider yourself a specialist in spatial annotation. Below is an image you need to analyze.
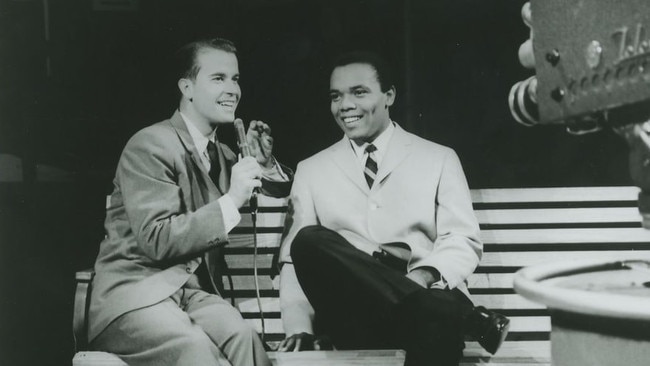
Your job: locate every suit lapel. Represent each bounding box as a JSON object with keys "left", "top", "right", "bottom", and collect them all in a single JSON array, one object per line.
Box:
[
  {"left": 170, "top": 111, "right": 226, "bottom": 295},
  {"left": 375, "top": 124, "right": 413, "bottom": 185},
  {"left": 170, "top": 111, "right": 207, "bottom": 175},
  {"left": 169, "top": 111, "right": 222, "bottom": 198},
  {"left": 329, "top": 137, "right": 369, "bottom": 193}
]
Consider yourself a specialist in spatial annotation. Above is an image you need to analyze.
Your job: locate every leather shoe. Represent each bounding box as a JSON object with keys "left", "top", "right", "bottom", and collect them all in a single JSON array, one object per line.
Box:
[{"left": 469, "top": 306, "right": 510, "bottom": 354}]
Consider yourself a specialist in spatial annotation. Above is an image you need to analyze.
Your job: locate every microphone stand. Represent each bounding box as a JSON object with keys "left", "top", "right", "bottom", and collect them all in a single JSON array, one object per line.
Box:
[{"left": 251, "top": 193, "right": 265, "bottom": 342}]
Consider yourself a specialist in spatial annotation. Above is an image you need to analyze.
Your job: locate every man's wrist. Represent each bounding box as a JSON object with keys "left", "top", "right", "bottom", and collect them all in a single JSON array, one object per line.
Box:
[
  {"left": 262, "top": 156, "right": 276, "bottom": 169},
  {"left": 411, "top": 267, "right": 441, "bottom": 288},
  {"left": 218, "top": 194, "right": 242, "bottom": 231}
]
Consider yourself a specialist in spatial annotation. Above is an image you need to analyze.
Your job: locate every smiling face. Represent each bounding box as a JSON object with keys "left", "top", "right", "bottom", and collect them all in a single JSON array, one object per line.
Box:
[
  {"left": 179, "top": 48, "right": 240, "bottom": 134},
  {"left": 329, "top": 63, "right": 395, "bottom": 145}
]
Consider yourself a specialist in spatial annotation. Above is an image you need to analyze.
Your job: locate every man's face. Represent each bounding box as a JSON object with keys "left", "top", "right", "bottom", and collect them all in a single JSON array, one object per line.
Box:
[
  {"left": 329, "top": 63, "right": 395, "bottom": 144},
  {"left": 185, "top": 48, "right": 241, "bottom": 128}
]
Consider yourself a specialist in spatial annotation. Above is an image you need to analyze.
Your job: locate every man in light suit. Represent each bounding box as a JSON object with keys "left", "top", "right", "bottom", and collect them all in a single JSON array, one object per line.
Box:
[
  {"left": 277, "top": 51, "right": 509, "bottom": 366},
  {"left": 88, "top": 38, "right": 291, "bottom": 366}
]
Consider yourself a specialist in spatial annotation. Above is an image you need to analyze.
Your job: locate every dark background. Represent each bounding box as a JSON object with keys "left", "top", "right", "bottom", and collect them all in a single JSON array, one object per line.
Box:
[{"left": 0, "top": 0, "right": 632, "bottom": 365}]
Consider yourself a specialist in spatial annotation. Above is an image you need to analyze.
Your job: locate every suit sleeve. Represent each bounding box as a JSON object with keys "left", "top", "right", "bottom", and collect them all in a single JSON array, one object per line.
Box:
[
  {"left": 220, "top": 142, "right": 294, "bottom": 198},
  {"left": 260, "top": 161, "right": 294, "bottom": 198},
  {"left": 278, "top": 162, "right": 317, "bottom": 335},
  {"left": 413, "top": 150, "right": 482, "bottom": 289},
  {"left": 118, "top": 130, "right": 229, "bottom": 262}
]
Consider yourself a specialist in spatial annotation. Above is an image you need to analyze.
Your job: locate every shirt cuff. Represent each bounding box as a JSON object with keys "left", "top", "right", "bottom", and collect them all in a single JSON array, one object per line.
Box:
[
  {"left": 412, "top": 265, "right": 449, "bottom": 290},
  {"left": 429, "top": 276, "right": 448, "bottom": 290},
  {"left": 262, "top": 156, "right": 289, "bottom": 181},
  {"left": 218, "top": 194, "right": 242, "bottom": 232}
]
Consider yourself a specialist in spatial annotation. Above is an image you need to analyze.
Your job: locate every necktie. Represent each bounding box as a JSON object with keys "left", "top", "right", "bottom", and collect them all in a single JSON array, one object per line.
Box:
[
  {"left": 364, "top": 144, "right": 378, "bottom": 188},
  {"left": 206, "top": 140, "right": 221, "bottom": 186}
]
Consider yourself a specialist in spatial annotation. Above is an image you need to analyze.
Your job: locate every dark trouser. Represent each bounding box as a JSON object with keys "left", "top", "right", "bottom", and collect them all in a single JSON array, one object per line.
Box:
[{"left": 291, "top": 225, "right": 474, "bottom": 366}]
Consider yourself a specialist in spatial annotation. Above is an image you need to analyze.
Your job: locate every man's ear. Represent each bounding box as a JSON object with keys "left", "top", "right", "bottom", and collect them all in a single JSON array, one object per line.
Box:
[
  {"left": 178, "top": 78, "right": 193, "bottom": 100},
  {"left": 385, "top": 86, "right": 396, "bottom": 107}
]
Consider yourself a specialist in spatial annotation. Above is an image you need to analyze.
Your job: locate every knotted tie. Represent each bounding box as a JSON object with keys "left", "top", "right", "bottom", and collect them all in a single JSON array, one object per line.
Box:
[
  {"left": 206, "top": 140, "right": 221, "bottom": 186},
  {"left": 364, "top": 144, "right": 378, "bottom": 188}
]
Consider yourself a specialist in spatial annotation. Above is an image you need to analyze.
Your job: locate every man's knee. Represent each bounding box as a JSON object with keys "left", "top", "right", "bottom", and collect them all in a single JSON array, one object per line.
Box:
[
  {"left": 172, "top": 330, "right": 226, "bottom": 364},
  {"left": 219, "top": 318, "right": 258, "bottom": 348},
  {"left": 290, "top": 225, "right": 327, "bottom": 260},
  {"left": 178, "top": 329, "right": 216, "bottom": 350},
  {"left": 212, "top": 319, "right": 269, "bottom": 366}
]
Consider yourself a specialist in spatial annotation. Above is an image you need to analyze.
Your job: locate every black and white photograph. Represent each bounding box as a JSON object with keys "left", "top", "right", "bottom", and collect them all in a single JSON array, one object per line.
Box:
[{"left": 1, "top": 0, "right": 649, "bottom": 365}]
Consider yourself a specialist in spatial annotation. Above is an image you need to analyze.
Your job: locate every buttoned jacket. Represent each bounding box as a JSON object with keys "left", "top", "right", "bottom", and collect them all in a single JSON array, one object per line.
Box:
[{"left": 279, "top": 124, "right": 482, "bottom": 324}]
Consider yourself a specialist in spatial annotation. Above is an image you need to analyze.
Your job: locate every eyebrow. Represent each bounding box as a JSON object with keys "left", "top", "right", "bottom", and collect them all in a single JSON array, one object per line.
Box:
[
  {"left": 208, "top": 72, "right": 239, "bottom": 78},
  {"left": 329, "top": 85, "right": 367, "bottom": 93}
]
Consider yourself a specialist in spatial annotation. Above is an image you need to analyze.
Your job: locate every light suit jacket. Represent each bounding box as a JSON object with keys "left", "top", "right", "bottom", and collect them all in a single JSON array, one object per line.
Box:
[
  {"left": 89, "top": 111, "right": 291, "bottom": 342},
  {"left": 279, "top": 124, "right": 481, "bottom": 334}
]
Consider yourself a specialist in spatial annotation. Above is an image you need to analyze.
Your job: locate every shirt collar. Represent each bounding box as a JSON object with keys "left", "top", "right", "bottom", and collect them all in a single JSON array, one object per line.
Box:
[
  {"left": 349, "top": 121, "right": 395, "bottom": 165},
  {"left": 180, "top": 111, "right": 216, "bottom": 155}
]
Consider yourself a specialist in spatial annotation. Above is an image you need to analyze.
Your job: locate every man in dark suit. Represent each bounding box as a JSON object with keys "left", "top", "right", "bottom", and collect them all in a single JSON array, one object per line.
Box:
[
  {"left": 277, "top": 52, "right": 509, "bottom": 366},
  {"left": 88, "top": 38, "right": 291, "bottom": 366}
]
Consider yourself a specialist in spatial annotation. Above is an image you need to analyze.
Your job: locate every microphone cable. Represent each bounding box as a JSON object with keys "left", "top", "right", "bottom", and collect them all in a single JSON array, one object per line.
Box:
[
  {"left": 233, "top": 118, "right": 265, "bottom": 341},
  {"left": 251, "top": 202, "right": 266, "bottom": 342}
]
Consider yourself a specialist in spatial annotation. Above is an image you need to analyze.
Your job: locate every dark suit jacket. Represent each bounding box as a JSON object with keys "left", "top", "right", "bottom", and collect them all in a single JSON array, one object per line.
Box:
[{"left": 89, "top": 110, "right": 291, "bottom": 342}]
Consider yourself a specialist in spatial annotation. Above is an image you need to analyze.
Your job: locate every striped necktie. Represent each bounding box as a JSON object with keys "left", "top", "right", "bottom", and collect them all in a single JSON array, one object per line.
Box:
[{"left": 364, "top": 144, "right": 378, "bottom": 188}]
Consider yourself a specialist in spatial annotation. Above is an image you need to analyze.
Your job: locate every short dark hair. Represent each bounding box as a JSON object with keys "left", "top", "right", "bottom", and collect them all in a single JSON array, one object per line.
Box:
[
  {"left": 175, "top": 38, "right": 237, "bottom": 81},
  {"left": 330, "top": 51, "right": 394, "bottom": 92}
]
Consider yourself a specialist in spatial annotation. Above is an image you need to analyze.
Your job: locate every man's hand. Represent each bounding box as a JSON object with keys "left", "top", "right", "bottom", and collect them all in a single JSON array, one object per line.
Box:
[
  {"left": 247, "top": 120, "right": 274, "bottom": 168},
  {"left": 277, "top": 332, "right": 334, "bottom": 352},
  {"left": 406, "top": 267, "right": 441, "bottom": 288},
  {"left": 227, "top": 156, "right": 262, "bottom": 207}
]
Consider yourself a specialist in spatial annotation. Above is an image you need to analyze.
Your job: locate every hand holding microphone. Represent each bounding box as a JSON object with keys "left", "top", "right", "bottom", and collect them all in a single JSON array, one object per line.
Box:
[{"left": 228, "top": 156, "right": 262, "bottom": 208}]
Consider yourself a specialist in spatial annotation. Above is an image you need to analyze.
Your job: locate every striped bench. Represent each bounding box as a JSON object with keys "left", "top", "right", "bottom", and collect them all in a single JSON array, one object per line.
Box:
[{"left": 73, "top": 186, "right": 650, "bottom": 366}]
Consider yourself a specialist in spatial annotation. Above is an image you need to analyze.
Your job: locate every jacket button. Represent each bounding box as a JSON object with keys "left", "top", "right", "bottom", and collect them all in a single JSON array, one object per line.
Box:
[{"left": 186, "top": 267, "right": 192, "bottom": 273}]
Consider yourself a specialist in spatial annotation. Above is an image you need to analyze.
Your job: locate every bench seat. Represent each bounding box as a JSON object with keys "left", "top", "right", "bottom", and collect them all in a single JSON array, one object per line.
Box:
[
  {"left": 72, "top": 343, "right": 550, "bottom": 366},
  {"left": 74, "top": 186, "right": 650, "bottom": 365}
]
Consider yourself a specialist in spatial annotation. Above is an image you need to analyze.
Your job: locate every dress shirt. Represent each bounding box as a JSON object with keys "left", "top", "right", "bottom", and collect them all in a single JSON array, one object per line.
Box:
[{"left": 349, "top": 120, "right": 395, "bottom": 167}]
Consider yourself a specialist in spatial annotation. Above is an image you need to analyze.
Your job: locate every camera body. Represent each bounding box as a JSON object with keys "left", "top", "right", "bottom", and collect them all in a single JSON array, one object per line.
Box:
[{"left": 532, "top": 0, "right": 650, "bottom": 132}]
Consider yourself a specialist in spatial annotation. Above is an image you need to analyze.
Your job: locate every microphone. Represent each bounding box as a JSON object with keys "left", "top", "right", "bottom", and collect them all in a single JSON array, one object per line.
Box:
[
  {"left": 234, "top": 118, "right": 252, "bottom": 157},
  {"left": 233, "top": 118, "right": 258, "bottom": 212}
]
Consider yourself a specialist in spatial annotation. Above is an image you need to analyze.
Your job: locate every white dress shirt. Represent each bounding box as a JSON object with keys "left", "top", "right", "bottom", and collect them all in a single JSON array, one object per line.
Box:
[{"left": 349, "top": 120, "right": 395, "bottom": 167}]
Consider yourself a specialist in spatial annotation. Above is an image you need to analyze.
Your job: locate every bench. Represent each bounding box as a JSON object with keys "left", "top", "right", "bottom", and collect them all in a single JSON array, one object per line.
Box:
[{"left": 73, "top": 186, "right": 650, "bottom": 366}]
